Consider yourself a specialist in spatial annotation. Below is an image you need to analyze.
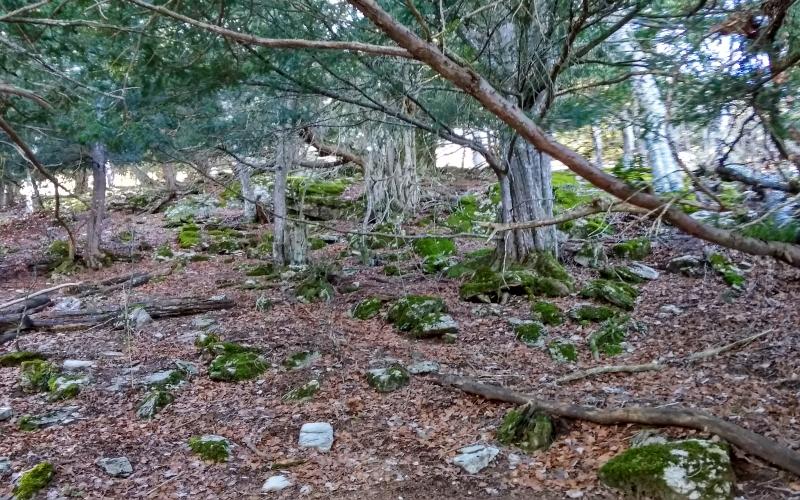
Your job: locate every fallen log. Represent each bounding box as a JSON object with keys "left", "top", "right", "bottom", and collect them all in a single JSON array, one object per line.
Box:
[
  {"left": 431, "top": 373, "right": 800, "bottom": 477},
  {"left": 0, "top": 282, "right": 81, "bottom": 311},
  {"left": 0, "top": 295, "right": 234, "bottom": 343},
  {"left": 0, "top": 296, "right": 52, "bottom": 315},
  {"left": 67, "top": 272, "right": 152, "bottom": 298}
]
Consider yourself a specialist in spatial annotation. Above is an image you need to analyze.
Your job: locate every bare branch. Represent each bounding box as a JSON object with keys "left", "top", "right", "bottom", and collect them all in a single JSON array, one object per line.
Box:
[{"left": 0, "top": 84, "right": 51, "bottom": 108}]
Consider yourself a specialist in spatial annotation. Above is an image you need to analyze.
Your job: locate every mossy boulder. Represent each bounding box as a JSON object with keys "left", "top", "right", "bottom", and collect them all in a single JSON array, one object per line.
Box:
[
  {"left": 47, "top": 240, "right": 70, "bottom": 261},
  {"left": 188, "top": 435, "right": 231, "bottom": 463},
  {"left": 255, "top": 294, "right": 272, "bottom": 312},
  {"left": 352, "top": 297, "right": 384, "bottom": 320},
  {"left": 386, "top": 295, "right": 458, "bottom": 338},
  {"left": 142, "top": 369, "right": 185, "bottom": 389},
  {"left": 47, "top": 374, "right": 89, "bottom": 400},
  {"left": 599, "top": 439, "right": 734, "bottom": 500},
  {"left": 547, "top": 341, "right": 578, "bottom": 363},
  {"left": 155, "top": 244, "right": 174, "bottom": 259},
  {"left": 667, "top": 255, "right": 707, "bottom": 277},
  {"left": 413, "top": 237, "right": 456, "bottom": 273},
  {"left": 459, "top": 262, "right": 572, "bottom": 302},
  {"left": 0, "top": 351, "right": 46, "bottom": 367},
  {"left": 164, "top": 194, "right": 216, "bottom": 226},
  {"left": 295, "top": 273, "right": 334, "bottom": 303},
  {"left": 13, "top": 462, "right": 54, "bottom": 500},
  {"left": 282, "top": 351, "right": 320, "bottom": 370},
  {"left": 282, "top": 379, "right": 321, "bottom": 402},
  {"left": 708, "top": 254, "right": 745, "bottom": 290},
  {"left": 366, "top": 364, "right": 410, "bottom": 392},
  {"left": 177, "top": 223, "right": 201, "bottom": 249},
  {"left": 532, "top": 301, "right": 564, "bottom": 326},
  {"left": 588, "top": 318, "right": 630, "bottom": 357},
  {"left": 612, "top": 238, "right": 652, "bottom": 260},
  {"left": 574, "top": 242, "right": 608, "bottom": 268},
  {"left": 383, "top": 264, "right": 402, "bottom": 276},
  {"left": 600, "top": 265, "right": 647, "bottom": 284},
  {"left": 209, "top": 351, "right": 268, "bottom": 382},
  {"left": 20, "top": 360, "right": 56, "bottom": 393},
  {"left": 568, "top": 216, "right": 614, "bottom": 239},
  {"left": 206, "top": 228, "right": 245, "bottom": 254},
  {"left": 445, "top": 247, "right": 494, "bottom": 278},
  {"left": 136, "top": 389, "right": 174, "bottom": 419},
  {"left": 568, "top": 303, "right": 618, "bottom": 323},
  {"left": 497, "top": 406, "right": 554, "bottom": 453},
  {"left": 580, "top": 279, "right": 638, "bottom": 310},
  {"left": 512, "top": 320, "right": 547, "bottom": 346}
]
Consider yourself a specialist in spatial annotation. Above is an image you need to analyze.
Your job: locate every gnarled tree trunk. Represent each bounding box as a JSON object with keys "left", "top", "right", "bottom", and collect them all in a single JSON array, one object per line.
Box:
[
  {"left": 364, "top": 126, "right": 419, "bottom": 223},
  {"left": 85, "top": 142, "right": 108, "bottom": 268}
]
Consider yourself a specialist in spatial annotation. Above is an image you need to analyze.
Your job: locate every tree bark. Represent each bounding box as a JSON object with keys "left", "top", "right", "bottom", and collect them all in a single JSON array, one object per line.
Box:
[
  {"left": 74, "top": 167, "right": 88, "bottom": 196},
  {"left": 235, "top": 161, "right": 256, "bottom": 223},
  {"left": 592, "top": 125, "right": 604, "bottom": 168},
  {"left": 622, "top": 113, "right": 637, "bottom": 169},
  {"left": 85, "top": 142, "right": 108, "bottom": 269},
  {"left": 273, "top": 135, "right": 300, "bottom": 265},
  {"left": 26, "top": 168, "right": 43, "bottom": 213},
  {"left": 162, "top": 163, "right": 178, "bottom": 192},
  {"left": 364, "top": 126, "right": 419, "bottom": 222}
]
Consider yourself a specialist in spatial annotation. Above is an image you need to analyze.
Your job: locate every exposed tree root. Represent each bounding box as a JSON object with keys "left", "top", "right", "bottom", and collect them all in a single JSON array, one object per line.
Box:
[
  {"left": 431, "top": 373, "right": 800, "bottom": 477},
  {"left": 556, "top": 330, "right": 770, "bottom": 384}
]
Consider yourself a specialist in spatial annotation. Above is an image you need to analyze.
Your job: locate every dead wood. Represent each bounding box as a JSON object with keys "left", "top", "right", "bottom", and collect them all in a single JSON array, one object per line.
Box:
[
  {"left": 0, "top": 282, "right": 81, "bottom": 311},
  {"left": 431, "top": 373, "right": 800, "bottom": 477}
]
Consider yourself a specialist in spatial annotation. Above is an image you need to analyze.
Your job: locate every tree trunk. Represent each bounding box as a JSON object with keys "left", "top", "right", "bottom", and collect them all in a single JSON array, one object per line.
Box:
[
  {"left": 162, "top": 163, "right": 177, "bottom": 192},
  {"left": 365, "top": 127, "right": 419, "bottom": 222},
  {"left": 0, "top": 179, "right": 6, "bottom": 209},
  {"left": 273, "top": 135, "right": 300, "bottom": 265},
  {"left": 235, "top": 161, "right": 256, "bottom": 223},
  {"left": 622, "top": 114, "right": 637, "bottom": 169},
  {"left": 26, "top": 169, "right": 43, "bottom": 213},
  {"left": 74, "top": 168, "right": 88, "bottom": 196},
  {"left": 592, "top": 125, "right": 604, "bottom": 168},
  {"left": 85, "top": 142, "right": 108, "bottom": 269},
  {"left": 497, "top": 137, "right": 557, "bottom": 262}
]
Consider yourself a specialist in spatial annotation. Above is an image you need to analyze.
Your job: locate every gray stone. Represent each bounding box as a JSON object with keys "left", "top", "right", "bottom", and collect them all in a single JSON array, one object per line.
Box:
[
  {"left": 574, "top": 242, "right": 608, "bottom": 268},
  {"left": 19, "top": 406, "right": 80, "bottom": 429},
  {"left": 128, "top": 307, "right": 152, "bottom": 329},
  {"left": 658, "top": 304, "right": 684, "bottom": 318},
  {"left": 62, "top": 359, "right": 95, "bottom": 371},
  {"left": 173, "top": 360, "right": 198, "bottom": 376},
  {"left": 96, "top": 457, "right": 133, "bottom": 477},
  {"left": 164, "top": 194, "right": 216, "bottom": 225},
  {"left": 406, "top": 360, "right": 440, "bottom": 375},
  {"left": 0, "top": 407, "right": 12, "bottom": 421},
  {"left": 666, "top": 255, "right": 706, "bottom": 277},
  {"left": 0, "top": 457, "right": 10, "bottom": 475},
  {"left": 141, "top": 370, "right": 181, "bottom": 387},
  {"left": 626, "top": 262, "right": 659, "bottom": 280},
  {"left": 298, "top": 422, "right": 334, "bottom": 452},
  {"left": 262, "top": 474, "right": 293, "bottom": 492},
  {"left": 419, "top": 314, "right": 459, "bottom": 337},
  {"left": 54, "top": 297, "right": 82, "bottom": 312},
  {"left": 453, "top": 443, "right": 500, "bottom": 474}
]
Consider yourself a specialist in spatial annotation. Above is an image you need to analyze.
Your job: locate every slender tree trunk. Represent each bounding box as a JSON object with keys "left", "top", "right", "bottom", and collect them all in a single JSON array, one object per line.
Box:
[
  {"left": 74, "top": 168, "right": 88, "bottom": 196},
  {"left": 0, "top": 179, "right": 5, "bottom": 209},
  {"left": 27, "top": 169, "right": 44, "bottom": 212},
  {"left": 85, "top": 142, "right": 108, "bottom": 268},
  {"left": 592, "top": 125, "right": 604, "bottom": 168},
  {"left": 622, "top": 114, "right": 637, "bottom": 169},
  {"left": 162, "top": 163, "right": 177, "bottom": 192},
  {"left": 235, "top": 161, "right": 256, "bottom": 223},
  {"left": 273, "top": 135, "right": 302, "bottom": 265}
]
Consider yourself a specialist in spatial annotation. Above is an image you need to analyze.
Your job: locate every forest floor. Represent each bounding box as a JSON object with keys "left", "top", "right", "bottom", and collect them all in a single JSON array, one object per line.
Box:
[{"left": 1, "top": 170, "right": 800, "bottom": 499}]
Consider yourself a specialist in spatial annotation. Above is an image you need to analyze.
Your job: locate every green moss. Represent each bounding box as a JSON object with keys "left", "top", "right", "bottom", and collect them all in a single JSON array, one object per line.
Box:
[
  {"left": 708, "top": 254, "right": 745, "bottom": 290},
  {"left": 178, "top": 223, "right": 201, "bottom": 249},
  {"left": 13, "top": 462, "right": 54, "bottom": 500},
  {"left": 155, "top": 244, "right": 174, "bottom": 258},
  {"left": 513, "top": 320, "right": 547, "bottom": 345},
  {"left": 599, "top": 439, "right": 734, "bottom": 500},
  {"left": 547, "top": 341, "right": 578, "bottom": 363},
  {"left": 282, "top": 351, "right": 320, "bottom": 370},
  {"left": 568, "top": 304, "right": 618, "bottom": 323},
  {"left": 219, "top": 181, "right": 242, "bottom": 205},
  {"left": 446, "top": 248, "right": 494, "bottom": 278},
  {"left": 143, "top": 370, "right": 185, "bottom": 389},
  {"left": 295, "top": 276, "right": 334, "bottom": 303},
  {"left": 531, "top": 301, "right": 564, "bottom": 326},
  {"left": 611, "top": 238, "right": 652, "bottom": 260},
  {"left": 574, "top": 242, "right": 608, "bottom": 268},
  {"left": 0, "top": 350, "right": 46, "bottom": 367},
  {"left": 194, "top": 332, "right": 221, "bottom": 350},
  {"left": 497, "top": 406, "right": 554, "bottom": 453},
  {"left": 47, "top": 374, "right": 87, "bottom": 400},
  {"left": 386, "top": 295, "right": 446, "bottom": 332},
  {"left": 588, "top": 318, "right": 629, "bottom": 357},
  {"left": 600, "top": 265, "right": 646, "bottom": 284},
  {"left": 738, "top": 218, "right": 799, "bottom": 243},
  {"left": 352, "top": 297, "right": 383, "bottom": 320},
  {"left": 530, "top": 251, "right": 573, "bottom": 285},
  {"left": 459, "top": 260, "right": 572, "bottom": 302},
  {"left": 366, "top": 363, "right": 410, "bottom": 392},
  {"left": 18, "top": 415, "right": 38, "bottom": 432},
  {"left": 309, "top": 237, "right": 327, "bottom": 250},
  {"left": 568, "top": 216, "right": 614, "bottom": 239},
  {"left": 413, "top": 237, "right": 456, "bottom": 273},
  {"left": 20, "top": 360, "right": 56, "bottom": 393},
  {"left": 47, "top": 240, "right": 70, "bottom": 260},
  {"left": 383, "top": 264, "right": 402, "bottom": 276},
  {"left": 245, "top": 264, "right": 275, "bottom": 277},
  {"left": 209, "top": 352, "right": 268, "bottom": 381},
  {"left": 288, "top": 175, "right": 348, "bottom": 199},
  {"left": 580, "top": 279, "right": 638, "bottom": 310},
  {"left": 282, "top": 379, "right": 321, "bottom": 401},
  {"left": 136, "top": 389, "right": 174, "bottom": 419},
  {"left": 188, "top": 435, "right": 230, "bottom": 463}
]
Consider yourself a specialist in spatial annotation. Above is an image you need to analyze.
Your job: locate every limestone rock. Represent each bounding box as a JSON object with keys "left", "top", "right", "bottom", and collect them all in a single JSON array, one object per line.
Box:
[
  {"left": 497, "top": 406, "right": 554, "bottom": 453},
  {"left": 164, "top": 194, "right": 216, "bottom": 225},
  {"left": 282, "top": 379, "right": 320, "bottom": 402},
  {"left": 666, "top": 255, "right": 706, "bottom": 277},
  {"left": 262, "top": 474, "right": 293, "bottom": 492},
  {"left": 452, "top": 443, "right": 499, "bottom": 474},
  {"left": 574, "top": 242, "right": 608, "bottom": 268},
  {"left": 0, "top": 457, "right": 10, "bottom": 475},
  {"left": 188, "top": 435, "right": 231, "bottom": 462},
  {"left": 96, "top": 457, "right": 133, "bottom": 478},
  {"left": 627, "top": 262, "right": 659, "bottom": 280},
  {"left": 136, "top": 390, "right": 174, "bottom": 419},
  {"left": 352, "top": 297, "right": 384, "bottom": 320},
  {"left": 387, "top": 295, "right": 458, "bottom": 338},
  {"left": 127, "top": 307, "right": 152, "bottom": 329},
  {"left": 47, "top": 374, "right": 89, "bottom": 400},
  {"left": 208, "top": 351, "right": 268, "bottom": 382},
  {"left": 283, "top": 351, "right": 320, "bottom": 370},
  {"left": 612, "top": 238, "right": 652, "bottom": 260},
  {"left": 62, "top": 359, "right": 95, "bottom": 371},
  {"left": 406, "top": 360, "right": 440, "bottom": 375},
  {"left": 0, "top": 406, "right": 12, "bottom": 421},
  {"left": 298, "top": 422, "right": 334, "bottom": 452},
  {"left": 580, "top": 279, "right": 638, "bottom": 310},
  {"left": 17, "top": 406, "right": 80, "bottom": 431},
  {"left": 54, "top": 297, "right": 82, "bottom": 312},
  {"left": 366, "top": 364, "right": 410, "bottom": 392},
  {"left": 141, "top": 369, "right": 184, "bottom": 388}
]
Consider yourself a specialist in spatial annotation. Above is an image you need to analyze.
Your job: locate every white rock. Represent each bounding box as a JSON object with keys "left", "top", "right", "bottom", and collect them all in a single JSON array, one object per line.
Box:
[
  {"left": 298, "top": 422, "right": 334, "bottom": 452},
  {"left": 128, "top": 307, "right": 152, "bottom": 329},
  {"left": 627, "top": 262, "right": 659, "bottom": 280},
  {"left": 406, "top": 360, "right": 440, "bottom": 375},
  {"left": 0, "top": 457, "right": 10, "bottom": 475},
  {"left": 141, "top": 370, "right": 180, "bottom": 386},
  {"left": 63, "top": 359, "right": 95, "bottom": 371},
  {"left": 262, "top": 474, "right": 293, "bottom": 492},
  {"left": 0, "top": 407, "right": 12, "bottom": 421},
  {"left": 452, "top": 443, "right": 499, "bottom": 474},
  {"left": 96, "top": 457, "right": 133, "bottom": 477},
  {"left": 55, "top": 297, "right": 82, "bottom": 312}
]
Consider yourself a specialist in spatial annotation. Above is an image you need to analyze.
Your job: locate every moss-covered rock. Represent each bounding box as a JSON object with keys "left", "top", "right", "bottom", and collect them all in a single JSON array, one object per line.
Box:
[
  {"left": 47, "top": 239, "right": 70, "bottom": 260},
  {"left": 366, "top": 364, "right": 410, "bottom": 392},
  {"left": 13, "top": 462, "right": 54, "bottom": 500},
  {"left": 47, "top": 374, "right": 89, "bottom": 400},
  {"left": 512, "top": 320, "right": 547, "bottom": 346},
  {"left": 531, "top": 301, "right": 564, "bottom": 326},
  {"left": 20, "top": 360, "right": 56, "bottom": 393},
  {"left": 352, "top": 297, "right": 384, "bottom": 320},
  {"left": 588, "top": 318, "right": 629, "bottom": 357},
  {"left": 413, "top": 237, "right": 456, "bottom": 273},
  {"left": 206, "top": 228, "right": 244, "bottom": 254},
  {"left": 136, "top": 389, "right": 174, "bottom": 419},
  {"left": 568, "top": 303, "right": 618, "bottom": 323},
  {"left": 459, "top": 261, "right": 572, "bottom": 302},
  {"left": 282, "top": 379, "right": 321, "bottom": 401},
  {"left": 497, "top": 406, "right": 554, "bottom": 453},
  {"left": 708, "top": 254, "right": 745, "bottom": 290},
  {"left": 667, "top": 255, "right": 707, "bottom": 277},
  {"left": 141, "top": 369, "right": 185, "bottom": 389},
  {"left": 255, "top": 294, "right": 272, "bottom": 312},
  {"left": 188, "top": 435, "right": 231, "bottom": 463},
  {"left": 600, "top": 265, "right": 647, "bottom": 284},
  {"left": 574, "top": 242, "right": 608, "bottom": 268},
  {"left": 568, "top": 216, "right": 614, "bottom": 239},
  {"left": 547, "top": 341, "right": 578, "bottom": 363},
  {"left": 580, "top": 279, "right": 638, "bottom": 310},
  {"left": 386, "top": 295, "right": 457, "bottom": 338},
  {"left": 0, "top": 351, "right": 46, "bottom": 367},
  {"left": 164, "top": 194, "right": 216, "bottom": 226},
  {"left": 282, "top": 351, "right": 320, "bottom": 370},
  {"left": 155, "top": 244, "right": 174, "bottom": 259},
  {"left": 208, "top": 352, "right": 268, "bottom": 382},
  {"left": 445, "top": 247, "right": 494, "bottom": 278},
  {"left": 295, "top": 272, "right": 334, "bottom": 303},
  {"left": 383, "top": 264, "right": 402, "bottom": 276},
  {"left": 612, "top": 238, "right": 652, "bottom": 260},
  {"left": 599, "top": 439, "right": 734, "bottom": 500},
  {"left": 245, "top": 264, "right": 275, "bottom": 277},
  {"left": 177, "top": 223, "right": 201, "bottom": 249}
]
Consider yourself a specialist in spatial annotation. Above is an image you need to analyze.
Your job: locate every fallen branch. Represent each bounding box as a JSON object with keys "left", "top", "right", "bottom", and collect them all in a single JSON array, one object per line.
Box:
[
  {"left": 432, "top": 373, "right": 800, "bottom": 477},
  {"left": 66, "top": 267, "right": 174, "bottom": 298},
  {"left": 0, "top": 282, "right": 82, "bottom": 311},
  {"left": 556, "top": 331, "right": 770, "bottom": 384}
]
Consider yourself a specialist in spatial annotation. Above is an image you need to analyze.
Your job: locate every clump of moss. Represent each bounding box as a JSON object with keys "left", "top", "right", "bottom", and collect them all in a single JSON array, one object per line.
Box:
[
  {"left": 739, "top": 218, "right": 799, "bottom": 243},
  {"left": 283, "top": 379, "right": 321, "bottom": 401},
  {"left": 588, "top": 318, "right": 629, "bottom": 357},
  {"left": 497, "top": 406, "right": 554, "bottom": 453},
  {"left": 459, "top": 258, "right": 573, "bottom": 302},
  {"left": 136, "top": 389, "right": 174, "bottom": 419},
  {"left": 600, "top": 265, "right": 646, "bottom": 284},
  {"left": 18, "top": 415, "right": 39, "bottom": 432},
  {"left": 513, "top": 320, "right": 547, "bottom": 346},
  {"left": 383, "top": 264, "right": 402, "bottom": 276},
  {"left": 188, "top": 435, "right": 231, "bottom": 463},
  {"left": 445, "top": 248, "right": 493, "bottom": 278},
  {"left": 206, "top": 228, "right": 244, "bottom": 254},
  {"left": 352, "top": 297, "right": 384, "bottom": 320},
  {"left": 20, "top": 360, "right": 56, "bottom": 393},
  {"left": 282, "top": 351, "right": 320, "bottom": 370},
  {"left": 532, "top": 301, "right": 564, "bottom": 326},
  {"left": 366, "top": 364, "right": 410, "bottom": 392},
  {"left": 178, "top": 223, "right": 201, "bottom": 249},
  {"left": 309, "top": 237, "right": 327, "bottom": 250},
  {"left": 611, "top": 238, "right": 652, "bottom": 260},
  {"left": 568, "top": 216, "right": 614, "bottom": 239},
  {"left": 0, "top": 351, "right": 46, "bottom": 367},
  {"left": 386, "top": 295, "right": 455, "bottom": 338},
  {"left": 573, "top": 242, "right": 608, "bottom": 268},
  {"left": 568, "top": 303, "right": 618, "bottom": 323},
  {"left": 255, "top": 294, "right": 272, "bottom": 312},
  {"left": 708, "top": 253, "right": 745, "bottom": 290},
  {"left": 413, "top": 237, "right": 456, "bottom": 273},
  {"left": 295, "top": 268, "right": 335, "bottom": 303},
  {"left": 599, "top": 439, "right": 734, "bottom": 500},
  {"left": 209, "top": 351, "right": 268, "bottom": 382},
  {"left": 547, "top": 341, "right": 578, "bottom": 363},
  {"left": 580, "top": 279, "right": 639, "bottom": 310},
  {"left": 13, "top": 462, "right": 55, "bottom": 500},
  {"left": 47, "top": 240, "right": 70, "bottom": 260},
  {"left": 246, "top": 264, "right": 275, "bottom": 277},
  {"left": 155, "top": 244, "right": 174, "bottom": 259},
  {"left": 47, "top": 374, "right": 88, "bottom": 400}
]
